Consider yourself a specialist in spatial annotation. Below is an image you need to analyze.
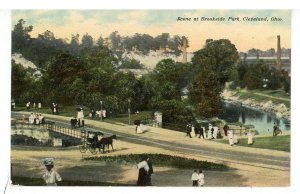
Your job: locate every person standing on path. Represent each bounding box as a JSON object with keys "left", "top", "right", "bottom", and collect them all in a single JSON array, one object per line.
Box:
[
  {"left": 42, "top": 158, "right": 62, "bottom": 186},
  {"left": 191, "top": 170, "right": 199, "bottom": 186},
  {"left": 198, "top": 170, "right": 205, "bottom": 187}
]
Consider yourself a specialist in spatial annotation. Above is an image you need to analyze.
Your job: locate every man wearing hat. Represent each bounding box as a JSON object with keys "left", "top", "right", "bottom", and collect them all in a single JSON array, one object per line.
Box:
[{"left": 42, "top": 158, "right": 62, "bottom": 186}]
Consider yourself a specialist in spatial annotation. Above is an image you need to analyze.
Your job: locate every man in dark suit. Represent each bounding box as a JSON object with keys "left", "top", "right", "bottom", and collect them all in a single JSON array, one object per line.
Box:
[
  {"left": 199, "top": 127, "right": 205, "bottom": 139},
  {"left": 186, "top": 124, "right": 192, "bottom": 138}
]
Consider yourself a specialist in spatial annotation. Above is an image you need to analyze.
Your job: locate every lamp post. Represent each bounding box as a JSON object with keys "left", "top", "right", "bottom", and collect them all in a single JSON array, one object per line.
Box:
[
  {"left": 100, "top": 100, "right": 103, "bottom": 121},
  {"left": 128, "top": 98, "right": 131, "bottom": 125},
  {"left": 128, "top": 108, "right": 131, "bottom": 125}
]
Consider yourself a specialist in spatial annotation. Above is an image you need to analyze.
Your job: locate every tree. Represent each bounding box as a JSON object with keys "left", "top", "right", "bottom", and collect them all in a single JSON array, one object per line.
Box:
[
  {"left": 152, "top": 59, "right": 184, "bottom": 100},
  {"left": 81, "top": 33, "right": 94, "bottom": 49},
  {"left": 12, "top": 19, "right": 33, "bottom": 53},
  {"left": 154, "top": 33, "right": 170, "bottom": 50},
  {"left": 109, "top": 31, "right": 121, "bottom": 51},
  {"left": 242, "top": 61, "right": 269, "bottom": 90},
  {"left": 70, "top": 34, "right": 80, "bottom": 55},
  {"left": 11, "top": 60, "right": 30, "bottom": 101},
  {"left": 188, "top": 69, "right": 223, "bottom": 119},
  {"left": 119, "top": 58, "right": 144, "bottom": 69},
  {"left": 168, "top": 35, "right": 189, "bottom": 56},
  {"left": 151, "top": 99, "right": 194, "bottom": 129},
  {"left": 43, "top": 52, "right": 90, "bottom": 104},
  {"left": 96, "top": 35, "right": 105, "bottom": 47},
  {"left": 192, "top": 39, "right": 239, "bottom": 88},
  {"left": 247, "top": 48, "right": 263, "bottom": 57}
]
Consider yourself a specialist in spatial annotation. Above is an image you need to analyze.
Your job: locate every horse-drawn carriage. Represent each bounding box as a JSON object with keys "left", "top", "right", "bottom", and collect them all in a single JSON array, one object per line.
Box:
[{"left": 79, "top": 130, "right": 117, "bottom": 154}]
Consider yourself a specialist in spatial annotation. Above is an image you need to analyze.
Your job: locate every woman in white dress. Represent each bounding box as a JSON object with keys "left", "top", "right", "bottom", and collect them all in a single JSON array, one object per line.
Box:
[
  {"left": 198, "top": 170, "right": 205, "bottom": 187},
  {"left": 77, "top": 108, "right": 84, "bottom": 119},
  {"left": 247, "top": 129, "right": 254, "bottom": 145},
  {"left": 228, "top": 130, "right": 234, "bottom": 146}
]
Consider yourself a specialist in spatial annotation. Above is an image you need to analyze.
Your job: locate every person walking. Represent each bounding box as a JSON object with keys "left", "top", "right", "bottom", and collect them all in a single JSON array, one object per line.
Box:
[
  {"left": 137, "top": 156, "right": 150, "bottom": 186},
  {"left": 223, "top": 125, "right": 229, "bottom": 136},
  {"left": 198, "top": 170, "right": 205, "bottom": 187},
  {"left": 186, "top": 124, "right": 192, "bottom": 138},
  {"left": 191, "top": 170, "right": 199, "bottom": 186},
  {"left": 42, "top": 158, "right": 62, "bottom": 186},
  {"left": 199, "top": 127, "right": 205, "bottom": 139}
]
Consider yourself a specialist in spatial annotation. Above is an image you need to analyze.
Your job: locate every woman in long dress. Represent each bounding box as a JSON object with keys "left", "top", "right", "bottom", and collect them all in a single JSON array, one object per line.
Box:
[
  {"left": 198, "top": 170, "right": 205, "bottom": 187},
  {"left": 247, "top": 129, "right": 254, "bottom": 145},
  {"left": 228, "top": 130, "right": 234, "bottom": 146},
  {"left": 77, "top": 108, "right": 84, "bottom": 119}
]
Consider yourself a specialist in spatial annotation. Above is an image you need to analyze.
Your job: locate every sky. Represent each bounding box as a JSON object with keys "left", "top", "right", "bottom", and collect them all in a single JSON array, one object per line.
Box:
[{"left": 12, "top": 10, "right": 291, "bottom": 52}]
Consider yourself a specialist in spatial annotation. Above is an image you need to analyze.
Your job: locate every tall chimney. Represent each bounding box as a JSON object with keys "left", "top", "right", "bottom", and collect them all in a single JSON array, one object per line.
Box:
[
  {"left": 181, "top": 37, "right": 187, "bottom": 64},
  {"left": 276, "top": 35, "right": 282, "bottom": 70}
]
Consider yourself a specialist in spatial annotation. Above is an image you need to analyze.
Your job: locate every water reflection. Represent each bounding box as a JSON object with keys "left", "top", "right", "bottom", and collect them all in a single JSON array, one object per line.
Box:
[{"left": 219, "top": 102, "right": 290, "bottom": 135}]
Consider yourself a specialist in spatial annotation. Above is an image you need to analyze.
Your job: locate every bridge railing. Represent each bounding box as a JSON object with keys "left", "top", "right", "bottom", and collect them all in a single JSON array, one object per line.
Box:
[{"left": 11, "top": 120, "right": 82, "bottom": 139}]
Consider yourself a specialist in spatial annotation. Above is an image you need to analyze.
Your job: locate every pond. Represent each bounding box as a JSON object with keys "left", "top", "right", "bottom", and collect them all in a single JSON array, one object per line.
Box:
[{"left": 219, "top": 102, "right": 290, "bottom": 135}]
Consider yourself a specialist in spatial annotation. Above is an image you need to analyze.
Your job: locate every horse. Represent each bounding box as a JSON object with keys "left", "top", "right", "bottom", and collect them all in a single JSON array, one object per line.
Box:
[{"left": 99, "top": 134, "right": 117, "bottom": 153}]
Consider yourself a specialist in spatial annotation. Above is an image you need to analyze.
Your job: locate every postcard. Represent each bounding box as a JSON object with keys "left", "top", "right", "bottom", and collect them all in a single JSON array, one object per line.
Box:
[{"left": 4, "top": 9, "right": 295, "bottom": 192}]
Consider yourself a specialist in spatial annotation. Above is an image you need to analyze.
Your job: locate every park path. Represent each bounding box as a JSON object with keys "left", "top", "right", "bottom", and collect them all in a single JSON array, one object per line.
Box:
[
  {"left": 252, "top": 92, "right": 290, "bottom": 102},
  {"left": 11, "top": 111, "right": 290, "bottom": 186}
]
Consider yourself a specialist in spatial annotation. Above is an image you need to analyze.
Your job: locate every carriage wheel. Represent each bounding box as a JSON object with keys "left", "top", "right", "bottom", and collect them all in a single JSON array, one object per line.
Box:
[
  {"left": 79, "top": 145, "right": 87, "bottom": 153},
  {"left": 89, "top": 145, "right": 98, "bottom": 155}
]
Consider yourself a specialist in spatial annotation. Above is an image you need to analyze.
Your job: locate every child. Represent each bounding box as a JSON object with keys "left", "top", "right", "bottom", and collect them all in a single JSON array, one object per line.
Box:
[
  {"left": 191, "top": 170, "right": 199, "bottom": 186},
  {"left": 42, "top": 158, "right": 62, "bottom": 186}
]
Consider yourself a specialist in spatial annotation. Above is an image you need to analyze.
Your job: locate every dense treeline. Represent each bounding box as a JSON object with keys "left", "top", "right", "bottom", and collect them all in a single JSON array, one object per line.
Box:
[
  {"left": 12, "top": 19, "right": 188, "bottom": 69},
  {"left": 11, "top": 19, "right": 290, "bottom": 130},
  {"left": 240, "top": 47, "right": 291, "bottom": 58},
  {"left": 232, "top": 60, "right": 291, "bottom": 93}
]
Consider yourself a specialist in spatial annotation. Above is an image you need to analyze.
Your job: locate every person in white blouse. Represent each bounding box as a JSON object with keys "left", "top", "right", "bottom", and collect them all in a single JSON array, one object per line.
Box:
[
  {"left": 198, "top": 170, "right": 205, "bottom": 187},
  {"left": 42, "top": 158, "right": 62, "bottom": 186},
  {"left": 191, "top": 170, "right": 199, "bottom": 186}
]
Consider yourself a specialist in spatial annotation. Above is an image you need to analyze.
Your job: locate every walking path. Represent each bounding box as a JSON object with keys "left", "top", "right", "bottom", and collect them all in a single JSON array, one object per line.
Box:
[{"left": 11, "top": 111, "right": 290, "bottom": 186}]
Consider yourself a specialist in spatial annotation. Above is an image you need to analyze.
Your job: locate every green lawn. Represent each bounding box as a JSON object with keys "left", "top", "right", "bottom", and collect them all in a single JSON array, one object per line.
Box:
[
  {"left": 236, "top": 89, "right": 290, "bottom": 108},
  {"left": 103, "top": 111, "right": 153, "bottom": 125},
  {"left": 215, "top": 135, "right": 290, "bottom": 152},
  {"left": 13, "top": 106, "right": 154, "bottom": 126},
  {"left": 11, "top": 176, "right": 133, "bottom": 186}
]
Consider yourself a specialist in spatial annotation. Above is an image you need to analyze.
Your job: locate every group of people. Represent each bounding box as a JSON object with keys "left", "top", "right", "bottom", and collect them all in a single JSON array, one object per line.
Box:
[
  {"left": 70, "top": 107, "right": 85, "bottom": 128},
  {"left": 186, "top": 123, "right": 222, "bottom": 140},
  {"left": 186, "top": 123, "right": 256, "bottom": 146},
  {"left": 29, "top": 113, "right": 45, "bottom": 125},
  {"left": 89, "top": 109, "right": 107, "bottom": 120},
  {"left": 137, "top": 156, "right": 154, "bottom": 186},
  {"left": 70, "top": 117, "right": 85, "bottom": 129},
  {"left": 26, "top": 101, "right": 42, "bottom": 110},
  {"left": 191, "top": 169, "right": 205, "bottom": 187}
]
